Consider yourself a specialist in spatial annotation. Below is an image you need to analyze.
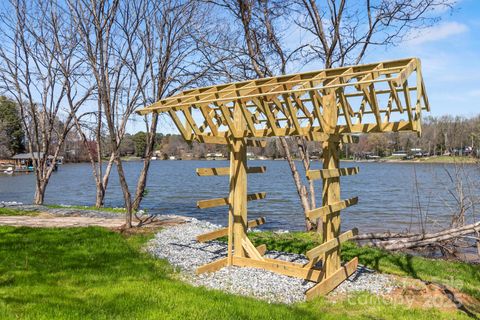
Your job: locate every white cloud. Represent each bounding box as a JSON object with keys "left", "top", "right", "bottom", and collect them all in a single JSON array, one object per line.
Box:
[{"left": 407, "top": 22, "right": 468, "bottom": 45}]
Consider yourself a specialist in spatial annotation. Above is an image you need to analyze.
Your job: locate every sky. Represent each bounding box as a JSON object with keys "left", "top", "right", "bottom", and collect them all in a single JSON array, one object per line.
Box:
[
  {"left": 130, "top": 0, "right": 480, "bottom": 134},
  {"left": 365, "top": 0, "right": 480, "bottom": 119}
]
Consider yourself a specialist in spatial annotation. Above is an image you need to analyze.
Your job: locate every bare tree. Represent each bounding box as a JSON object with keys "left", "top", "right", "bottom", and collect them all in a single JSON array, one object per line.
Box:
[
  {"left": 68, "top": 0, "right": 215, "bottom": 226},
  {"left": 130, "top": 0, "right": 213, "bottom": 212},
  {"left": 0, "top": 0, "right": 90, "bottom": 204},
  {"left": 206, "top": 0, "right": 455, "bottom": 231},
  {"left": 204, "top": 0, "right": 319, "bottom": 230},
  {"left": 296, "top": 0, "right": 456, "bottom": 68},
  {"left": 67, "top": 0, "right": 149, "bottom": 227}
]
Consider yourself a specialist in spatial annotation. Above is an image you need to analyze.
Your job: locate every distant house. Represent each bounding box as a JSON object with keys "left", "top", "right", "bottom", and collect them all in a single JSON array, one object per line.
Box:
[
  {"left": 205, "top": 152, "right": 227, "bottom": 160},
  {"left": 182, "top": 152, "right": 194, "bottom": 160},
  {"left": 392, "top": 150, "right": 407, "bottom": 157},
  {"left": 9, "top": 152, "right": 63, "bottom": 172},
  {"left": 410, "top": 148, "right": 423, "bottom": 157}
]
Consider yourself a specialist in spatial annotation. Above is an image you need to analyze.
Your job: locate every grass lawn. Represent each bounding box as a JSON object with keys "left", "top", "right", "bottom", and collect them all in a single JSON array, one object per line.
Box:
[
  {"left": 44, "top": 204, "right": 126, "bottom": 213},
  {"left": 248, "top": 231, "right": 480, "bottom": 300},
  {"left": 0, "top": 227, "right": 476, "bottom": 319},
  {"left": 0, "top": 208, "right": 38, "bottom": 216},
  {"left": 415, "top": 156, "right": 477, "bottom": 164}
]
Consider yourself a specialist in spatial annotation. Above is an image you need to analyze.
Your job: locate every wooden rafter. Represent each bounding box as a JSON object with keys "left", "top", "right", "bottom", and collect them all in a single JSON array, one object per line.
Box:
[{"left": 137, "top": 58, "right": 427, "bottom": 143}]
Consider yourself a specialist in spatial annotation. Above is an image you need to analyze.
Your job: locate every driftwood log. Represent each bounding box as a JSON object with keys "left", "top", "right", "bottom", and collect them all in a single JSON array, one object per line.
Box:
[{"left": 354, "top": 221, "right": 480, "bottom": 251}]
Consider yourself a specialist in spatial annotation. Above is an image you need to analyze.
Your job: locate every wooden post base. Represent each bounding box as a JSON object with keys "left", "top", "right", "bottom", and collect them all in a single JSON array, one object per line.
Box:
[
  {"left": 305, "top": 257, "right": 358, "bottom": 300},
  {"left": 195, "top": 242, "right": 358, "bottom": 299}
]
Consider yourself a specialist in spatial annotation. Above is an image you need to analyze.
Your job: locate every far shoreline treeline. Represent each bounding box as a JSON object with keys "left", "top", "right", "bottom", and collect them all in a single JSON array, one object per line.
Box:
[{"left": 1, "top": 99, "right": 478, "bottom": 163}]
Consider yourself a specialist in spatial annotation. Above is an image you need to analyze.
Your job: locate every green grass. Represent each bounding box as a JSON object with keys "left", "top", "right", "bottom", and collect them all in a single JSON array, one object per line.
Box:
[
  {"left": 45, "top": 204, "right": 126, "bottom": 213},
  {"left": 246, "top": 231, "right": 480, "bottom": 300},
  {"left": 0, "top": 227, "right": 474, "bottom": 319},
  {"left": 417, "top": 156, "right": 477, "bottom": 163},
  {"left": 0, "top": 208, "right": 37, "bottom": 216}
]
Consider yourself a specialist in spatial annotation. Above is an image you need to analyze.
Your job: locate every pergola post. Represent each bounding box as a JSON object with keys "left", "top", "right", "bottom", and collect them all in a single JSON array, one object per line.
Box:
[
  {"left": 229, "top": 138, "right": 248, "bottom": 261},
  {"left": 321, "top": 89, "right": 341, "bottom": 277},
  {"left": 322, "top": 139, "right": 341, "bottom": 276}
]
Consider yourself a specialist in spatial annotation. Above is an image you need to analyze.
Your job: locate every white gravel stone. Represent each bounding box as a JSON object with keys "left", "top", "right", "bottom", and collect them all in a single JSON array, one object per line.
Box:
[{"left": 146, "top": 218, "right": 397, "bottom": 304}]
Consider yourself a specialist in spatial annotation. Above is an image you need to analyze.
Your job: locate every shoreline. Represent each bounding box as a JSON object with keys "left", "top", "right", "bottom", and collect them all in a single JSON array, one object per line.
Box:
[{"left": 51, "top": 156, "right": 480, "bottom": 165}]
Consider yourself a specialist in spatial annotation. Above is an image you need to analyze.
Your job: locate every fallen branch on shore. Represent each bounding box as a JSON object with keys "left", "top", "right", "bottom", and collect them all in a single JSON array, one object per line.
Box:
[{"left": 353, "top": 221, "right": 480, "bottom": 251}]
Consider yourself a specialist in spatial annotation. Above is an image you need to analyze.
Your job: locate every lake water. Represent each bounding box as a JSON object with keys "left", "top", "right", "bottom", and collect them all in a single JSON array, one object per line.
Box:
[{"left": 0, "top": 160, "right": 478, "bottom": 233}]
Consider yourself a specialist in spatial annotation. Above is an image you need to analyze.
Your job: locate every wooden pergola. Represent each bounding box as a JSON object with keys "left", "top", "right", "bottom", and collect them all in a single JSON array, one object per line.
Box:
[{"left": 138, "top": 58, "right": 429, "bottom": 300}]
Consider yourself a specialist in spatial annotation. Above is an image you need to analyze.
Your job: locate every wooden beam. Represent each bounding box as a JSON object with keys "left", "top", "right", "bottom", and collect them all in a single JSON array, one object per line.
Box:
[
  {"left": 196, "top": 217, "right": 266, "bottom": 242},
  {"left": 306, "top": 167, "right": 359, "bottom": 180},
  {"left": 256, "top": 244, "right": 267, "bottom": 256},
  {"left": 196, "top": 257, "right": 228, "bottom": 275},
  {"left": 194, "top": 136, "right": 267, "bottom": 146},
  {"left": 336, "top": 120, "right": 413, "bottom": 134},
  {"left": 307, "top": 197, "right": 358, "bottom": 221},
  {"left": 242, "top": 237, "right": 265, "bottom": 261},
  {"left": 305, "top": 257, "right": 358, "bottom": 300},
  {"left": 394, "top": 58, "right": 417, "bottom": 87},
  {"left": 196, "top": 135, "right": 229, "bottom": 144},
  {"left": 137, "top": 58, "right": 415, "bottom": 113},
  {"left": 306, "top": 228, "right": 358, "bottom": 260},
  {"left": 196, "top": 166, "right": 266, "bottom": 176},
  {"left": 233, "top": 256, "right": 324, "bottom": 282},
  {"left": 197, "top": 192, "right": 266, "bottom": 209},
  {"left": 168, "top": 110, "right": 192, "bottom": 141},
  {"left": 321, "top": 88, "right": 342, "bottom": 278},
  {"left": 195, "top": 243, "right": 266, "bottom": 274}
]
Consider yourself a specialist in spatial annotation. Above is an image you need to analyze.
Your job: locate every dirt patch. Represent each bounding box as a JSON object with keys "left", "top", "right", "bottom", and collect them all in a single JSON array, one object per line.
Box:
[
  {"left": 0, "top": 214, "right": 188, "bottom": 230},
  {"left": 388, "top": 276, "right": 480, "bottom": 315},
  {"left": 0, "top": 215, "right": 126, "bottom": 228},
  {"left": 329, "top": 274, "right": 480, "bottom": 316}
]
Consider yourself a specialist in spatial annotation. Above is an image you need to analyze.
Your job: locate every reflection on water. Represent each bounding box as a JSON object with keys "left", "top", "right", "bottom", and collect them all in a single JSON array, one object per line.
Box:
[{"left": 0, "top": 160, "right": 477, "bottom": 233}]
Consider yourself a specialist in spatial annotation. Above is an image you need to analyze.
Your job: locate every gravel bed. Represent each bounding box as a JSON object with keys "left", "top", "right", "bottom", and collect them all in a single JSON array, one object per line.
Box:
[
  {"left": 146, "top": 218, "right": 397, "bottom": 304},
  {"left": 2, "top": 201, "right": 123, "bottom": 219}
]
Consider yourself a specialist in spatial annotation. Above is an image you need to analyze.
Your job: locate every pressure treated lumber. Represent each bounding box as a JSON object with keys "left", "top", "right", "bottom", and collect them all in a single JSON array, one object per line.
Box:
[
  {"left": 242, "top": 237, "right": 265, "bottom": 261},
  {"left": 256, "top": 244, "right": 267, "bottom": 256},
  {"left": 196, "top": 244, "right": 268, "bottom": 275},
  {"left": 137, "top": 57, "right": 429, "bottom": 297},
  {"left": 305, "top": 257, "right": 359, "bottom": 300},
  {"left": 196, "top": 217, "right": 266, "bottom": 242},
  {"left": 321, "top": 90, "right": 342, "bottom": 278},
  {"left": 196, "top": 137, "right": 267, "bottom": 146},
  {"left": 196, "top": 257, "right": 228, "bottom": 275},
  {"left": 306, "top": 228, "right": 358, "bottom": 260},
  {"left": 137, "top": 58, "right": 428, "bottom": 141},
  {"left": 231, "top": 106, "right": 248, "bottom": 259},
  {"left": 196, "top": 166, "right": 266, "bottom": 176},
  {"left": 306, "top": 197, "right": 358, "bottom": 221},
  {"left": 197, "top": 192, "right": 266, "bottom": 209},
  {"left": 233, "top": 257, "right": 324, "bottom": 282},
  {"left": 306, "top": 167, "right": 359, "bottom": 180}
]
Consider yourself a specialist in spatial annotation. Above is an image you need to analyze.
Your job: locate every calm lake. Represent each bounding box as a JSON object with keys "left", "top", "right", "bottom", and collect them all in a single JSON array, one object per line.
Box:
[{"left": 0, "top": 160, "right": 478, "bottom": 233}]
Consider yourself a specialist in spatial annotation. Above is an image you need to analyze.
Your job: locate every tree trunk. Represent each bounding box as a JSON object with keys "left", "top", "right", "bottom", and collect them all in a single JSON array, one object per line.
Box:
[
  {"left": 95, "top": 154, "right": 115, "bottom": 208},
  {"left": 114, "top": 155, "right": 133, "bottom": 228},
  {"left": 95, "top": 183, "right": 106, "bottom": 208},
  {"left": 132, "top": 158, "right": 151, "bottom": 211},
  {"left": 34, "top": 180, "right": 46, "bottom": 205},
  {"left": 132, "top": 113, "right": 159, "bottom": 211},
  {"left": 279, "top": 137, "right": 313, "bottom": 230},
  {"left": 357, "top": 222, "right": 480, "bottom": 251}
]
